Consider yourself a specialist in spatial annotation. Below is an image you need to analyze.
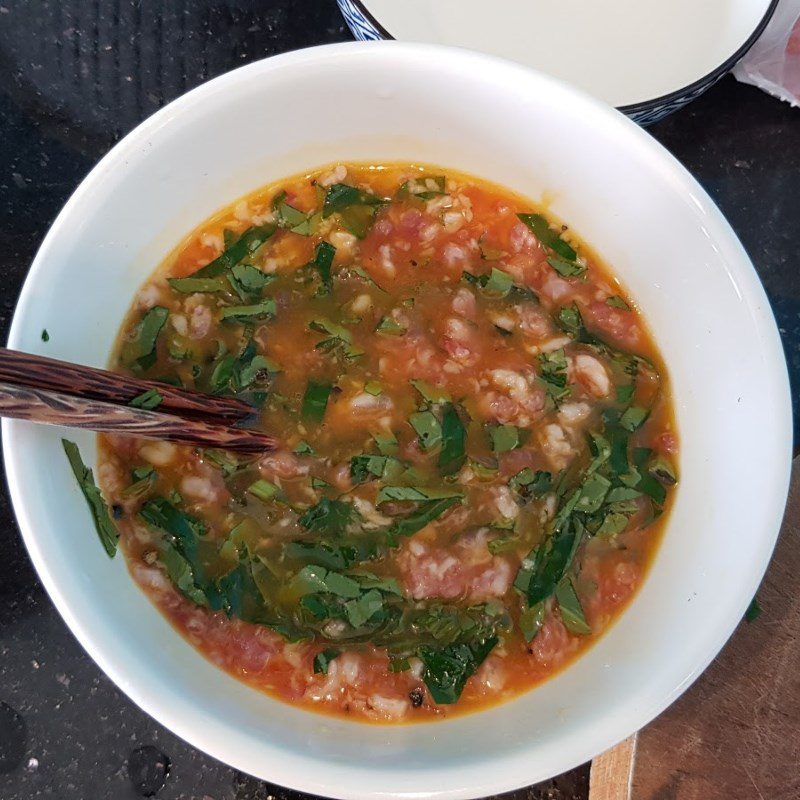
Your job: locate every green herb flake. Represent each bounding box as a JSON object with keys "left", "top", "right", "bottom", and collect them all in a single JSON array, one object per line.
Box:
[
  {"left": 219, "top": 299, "right": 276, "bottom": 324},
  {"left": 745, "top": 598, "right": 762, "bottom": 623},
  {"left": 616, "top": 384, "right": 635, "bottom": 405},
  {"left": 41, "top": 329, "right": 49, "bottom": 342},
  {"left": 619, "top": 406, "right": 649, "bottom": 432},
  {"left": 481, "top": 268, "right": 514, "bottom": 298},
  {"left": 555, "top": 579, "right": 591, "bottom": 635},
  {"left": 62, "top": 439, "right": 119, "bottom": 558},
  {"left": 649, "top": 455, "right": 678, "bottom": 486},
  {"left": 410, "top": 379, "right": 451, "bottom": 404},
  {"left": 519, "top": 601, "right": 546, "bottom": 642},
  {"left": 313, "top": 648, "right": 340, "bottom": 675},
  {"left": 310, "top": 241, "right": 335, "bottom": 294},
  {"left": 168, "top": 276, "right": 229, "bottom": 294},
  {"left": 344, "top": 589, "right": 384, "bottom": 628},
  {"left": 547, "top": 255, "right": 586, "bottom": 278},
  {"left": 376, "top": 316, "right": 406, "bottom": 336},
  {"left": 299, "top": 498, "right": 358, "bottom": 537},
  {"left": 364, "top": 380, "right": 382, "bottom": 396},
  {"left": 576, "top": 472, "right": 611, "bottom": 514},
  {"left": 438, "top": 403, "right": 467, "bottom": 476},
  {"left": 247, "top": 479, "right": 279, "bottom": 503},
  {"left": 302, "top": 381, "right": 332, "bottom": 422},
  {"left": 410, "top": 410, "right": 442, "bottom": 451},
  {"left": 293, "top": 440, "right": 314, "bottom": 455},
  {"left": 517, "top": 213, "right": 578, "bottom": 261},
  {"left": 125, "top": 306, "right": 169, "bottom": 370},
  {"left": 418, "top": 636, "right": 498, "bottom": 704},
  {"left": 129, "top": 388, "right": 163, "bottom": 410},
  {"left": 322, "top": 183, "right": 386, "bottom": 239},
  {"left": 489, "top": 424, "right": 520, "bottom": 453},
  {"left": 606, "top": 295, "right": 630, "bottom": 310},
  {"left": 373, "top": 433, "right": 399, "bottom": 456}
]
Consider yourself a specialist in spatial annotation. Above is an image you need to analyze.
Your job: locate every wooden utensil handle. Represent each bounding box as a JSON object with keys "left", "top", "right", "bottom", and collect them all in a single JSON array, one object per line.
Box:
[
  {"left": 0, "top": 347, "right": 254, "bottom": 425},
  {"left": 0, "top": 382, "right": 276, "bottom": 454}
]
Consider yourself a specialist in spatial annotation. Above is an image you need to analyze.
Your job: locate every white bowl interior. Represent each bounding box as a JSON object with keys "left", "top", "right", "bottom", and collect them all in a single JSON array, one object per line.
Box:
[
  {"left": 357, "top": 0, "right": 774, "bottom": 106},
  {"left": 4, "top": 43, "right": 791, "bottom": 799}
]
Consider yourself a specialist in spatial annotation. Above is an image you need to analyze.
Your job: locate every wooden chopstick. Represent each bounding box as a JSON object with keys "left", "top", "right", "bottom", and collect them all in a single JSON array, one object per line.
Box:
[
  {"left": 0, "top": 347, "right": 254, "bottom": 426},
  {"left": 0, "top": 382, "right": 276, "bottom": 454},
  {"left": 0, "top": 349, "right": 277, "bottom": 454}
]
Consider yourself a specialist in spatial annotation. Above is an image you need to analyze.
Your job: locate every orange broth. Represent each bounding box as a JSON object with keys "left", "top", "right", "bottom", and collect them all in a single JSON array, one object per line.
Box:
[{"left": 98, "top": 163, "right": 677, "bottom": 722}]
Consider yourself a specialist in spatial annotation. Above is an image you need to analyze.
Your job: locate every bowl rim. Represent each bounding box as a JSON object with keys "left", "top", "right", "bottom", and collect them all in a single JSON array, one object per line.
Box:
[
  {"left": 344, "top": 0, "right": 780, "bottom": 113},
  {"left": 3, "top": 40, "right": 793, "bottom": 799}
]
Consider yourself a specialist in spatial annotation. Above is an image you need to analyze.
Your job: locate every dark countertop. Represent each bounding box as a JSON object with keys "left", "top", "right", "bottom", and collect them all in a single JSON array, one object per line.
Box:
[{"left": 0, "top": 3, "right": 797, "bottom": 799}]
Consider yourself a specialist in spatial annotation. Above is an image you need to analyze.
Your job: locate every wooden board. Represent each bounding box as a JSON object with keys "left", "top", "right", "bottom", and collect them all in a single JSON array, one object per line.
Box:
[{"left": 590, "top": 457, "right": 800, "bottom": 800}]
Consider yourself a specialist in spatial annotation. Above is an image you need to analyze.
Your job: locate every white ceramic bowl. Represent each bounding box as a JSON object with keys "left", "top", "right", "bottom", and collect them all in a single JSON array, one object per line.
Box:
[{"left": 4, "top": 42, "right": 792, "bottom": 799}]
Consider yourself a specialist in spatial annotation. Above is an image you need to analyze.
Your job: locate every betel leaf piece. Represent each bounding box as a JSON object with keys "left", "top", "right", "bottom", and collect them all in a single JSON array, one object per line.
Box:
[
  {"left": 575, "top": 472, "right": 611, "bottom": 514},
  {"left": 219, "top": 299, "right": 276, "bottom": 324},
  {"left": 309, "top": 241, "right": 335, "bottom": 294},
  {"left": 547, "top": 255, "right": 586, "bottom": 278},
  {"left": 555, "top": 579, "right": 591, "bottom": 635},
  {"left": 517, "top": 213, "right": 578, "bottom": 261},
  {"left": 515, "top": 494, "right": 584, "bottom": 606},
  {"left": 125, "top": 306, "right": 169, "bottom": 370},
  {"left": 373, "top": 433, "right": 399, "bottom": 456},
  {"left": 313, "top": 648, "right": 340, "bottom": 674},
  {"left": 616, "top": 384, "right": 635, "bottom": 405},
  {"left": 168, "top": 276, "right": 229, "bottom": 294},
  {"left": 595, "top": 511, "right": 629, "bottom": 538},
  {"left": 302, "top": 381, "right": 332, "bottom": 422},
  {"left": 229, "top": 263, "right": 272, "bottom": 302},
  {"left": 418, "top": 635, "right": 498, "bottom": 704},
  {"left": 139, "top": 497, "right": 207, "bottom": 566},
  {"left": 387, "top": 497, "right": 462, "bottom": 541},
  {"left": 247, "top": 479, "right": 279, "bottom": 502},
  {"left": 619, "top": 406, "right": 649, "bottom": 432},
  {"left": 509, "top": 468, "right": 552, "bottom": 498},
  {"left": 129, "top": 388, "right": 163, "bottom": 410},
  {"left": 409, "top": 410, "right": 442, "bottom": 451},
  {"left": 376, "top": 486, "right": 463, "bottom": 504},
  {"left": 344, "top": 588, "right": 384, "bottom": 628},
  {"left": 299, "top": 498, "right": 358, "bottom": 537},
  {"left": 538, "top": 348, "right": 570, "bottom": 403},
  {"left": 350, "top": 454, "right": 400, "bottom": 485},
  {"left": 410, "top": 379, "right": 451, "bottom": 404},
  {"left": 606, "top": 295, "right": 630, "bottom": 310},
  {"left": 191, "top": 224, "right": 277, "bottom": 279},
  {"left": 160, "top": 540, "right": 208, "bottom": 605},
  {"left": 438, "top": 403, "right": 466, "bottom": 476},
  {"left": 519, "top": 601, "right": 546, "bottom": 642},
  {"left": 364, "top": 381, "right": 382, "bottom": 396},
  {"left": 745, "top": 598, "right": 762, "bottom": 623},
  {"left": 649, "top": 455, "right": 678, "bottom": 486},
  {"left": 62, "top": 439, "right": 119, "bottom": 558},
  {"left": 322, "top": 183, "right": 386, "bottom": 239},
  {"left": 375, "top": 316, "right": 406, "bottom": 336},
  {"left": 481, "top": 268, "right": 514, "bottom": 298},
  {"left": 489, "top": 424, "right": 520, "bottom": 453}
]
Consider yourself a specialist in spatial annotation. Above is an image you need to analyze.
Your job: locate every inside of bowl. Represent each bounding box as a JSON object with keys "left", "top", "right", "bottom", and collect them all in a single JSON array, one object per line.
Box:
[
  {"left": 5, "top": 44, "right": 790, "bottom": 798},
  {"left": 359, "top": 0, "right": 774, "bottom": 106}
]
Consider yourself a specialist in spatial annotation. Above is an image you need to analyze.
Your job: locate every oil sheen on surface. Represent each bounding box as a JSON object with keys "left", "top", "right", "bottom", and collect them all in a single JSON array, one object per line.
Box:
[{"left": 98, "top": 163, "right": 678, "bottom": 723}]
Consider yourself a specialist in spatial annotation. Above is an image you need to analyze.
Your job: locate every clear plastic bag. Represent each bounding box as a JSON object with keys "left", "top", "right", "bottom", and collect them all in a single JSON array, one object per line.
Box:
[{"left": 732, "top": 0, "right": 800, "bottom": 107}]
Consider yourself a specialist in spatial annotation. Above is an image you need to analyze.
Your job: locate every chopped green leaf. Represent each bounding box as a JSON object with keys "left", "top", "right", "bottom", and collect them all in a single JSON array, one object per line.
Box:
[
  {"left": 575, "top": 473, "right": 611, "bottom": 514},
  {"left": 619, "top": 406, "right": 649, "bottom": 432},
  {"left": 517, "top": 213, "right": 577, "bottom": 261},
  {"left": 547, "top": 255, "right": 585, "bottom": 278},
  {"left": 410, "top": 410, "right": 442, "bottom": 451},
  {"left": 375, "top": 316, "right": 406, "bottom": 336},
  {"left": 373, "top": 433, "right": 399, "bottom": 456},
  {"left": 62, "top": 439, "right": 118, "bottom": 558},
  {"left": 376, "top": 486, "right": 462, "bottom": 504},
  {"left": 124, "top": 306, "right": 169, "bottom": 370},
  {"left": 595, "top": 511, "right": 630, "bottom": 537},
  {"left": 649, "top": 455, "right": 678, "bottom": 486},
  {"left": 350, "top": 454, "right": 395, "bottom": 484},
  {"left": 510, "top": 468, "right": 552, "bottom": 497},
  {"left": 219, "top": 299, "right": 276, "bottom": 324},
  {"left": 299, "top": 498, "right": 358, "bottom": 536},
  {"left": 344, "top": 589, "right": 384, "bottom": 628},
  {"left": 247, "top": 479, "right": 279, "bottom": 502},
  {"left": 616, "top": 384, "right": 635, "bottom": 405},
  {"left": 489, "top": 424, "right": 520, "bottom": 453},
  {"left": 418, "top": 636, "right": 498, "bottom": 704},
  {"left": 41, "top": 329, "right": 49, "bottom": 342},
  {"left": 302, "top": 381, "right": 332, "bottom": 422},
  {"left": 293, "top": 440, "right": 314, "bottom": 455},
  {"left": 386, "top": 497, "right": 461, "bottom": 540},
  {"left": 168, "top": 276, "right": 228, "bottom": 293},
  {"left": 364, "top": 380, "right": 382, "bottom": 396},
  {"left": 745, "top": 598, "right": 762, "bottom": 623},
  {"left": 481, "top": 268, "right": 514, "bottom": 298},
  {"left": 410, "top": 379, "right": 450, "bottom": 404},
  {"left": 322, "top": 183, "right": 386, "bottom": 238},
  {"left": 519, "top": 601, "right": 546, "bottom": 642},
  {"left": 309, "top": 241, "right": 335, "bottom": 294},
  {"left": 438, "top": 404, "right": 466, "bottom": 476},
  {"left": 313, "top": 648, "right": 340, "bottom": 674},
  {"left": 606, "top": 295, "right": 630, "bottom": 310},
  {"left": 555, "top": 579, "right": 591, "bottom": 635},
  {"left": 538, "top": 348, "right": 571, "bottom": 403},
  {"left": 191, "top": 224, "right": 277, "bottom": 279}
]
